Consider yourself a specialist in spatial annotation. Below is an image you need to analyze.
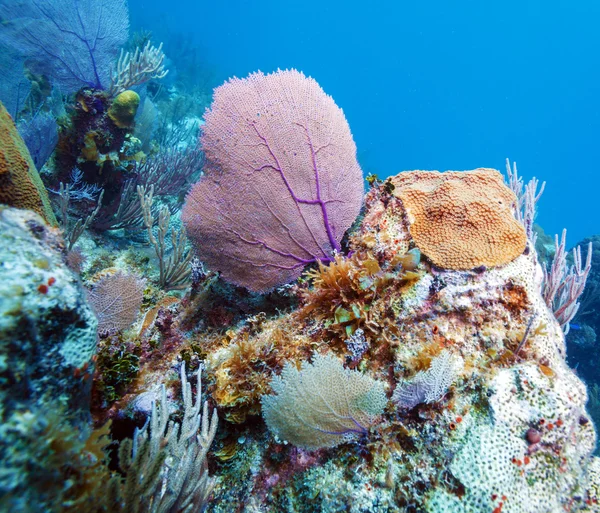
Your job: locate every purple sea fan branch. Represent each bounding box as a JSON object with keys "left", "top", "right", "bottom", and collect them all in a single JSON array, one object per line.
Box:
[
  {"left": 0, "top": 0, "right": 129, "bottom": 92},
  {"left": 136, "top": 146, "right": 204, "bottom": 197},
  {"left": 182, "top": 69, "right": 364, "bottom": 292}
]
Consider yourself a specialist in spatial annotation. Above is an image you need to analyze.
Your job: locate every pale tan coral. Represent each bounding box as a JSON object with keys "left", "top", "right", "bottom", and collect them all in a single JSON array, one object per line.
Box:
[{"left": 391, "top": 168, "right": 526, "bottom": 270}]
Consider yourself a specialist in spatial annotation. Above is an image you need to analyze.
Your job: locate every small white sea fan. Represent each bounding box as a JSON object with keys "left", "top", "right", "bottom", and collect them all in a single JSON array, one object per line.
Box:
[
  {"left": 261, "top": 353, "right": 387, "bottom": 450},
  {"left": 393, "top": 350, "right": 461, "bottom": 409},
  {"left": 88, "top": 271, "right": 145, "bottom": 333}
]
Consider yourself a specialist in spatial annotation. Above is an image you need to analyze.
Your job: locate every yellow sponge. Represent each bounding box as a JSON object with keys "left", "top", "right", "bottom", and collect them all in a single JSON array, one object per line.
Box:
[{"left": 108, "top": 90, "right": 140, "bottom": 128}]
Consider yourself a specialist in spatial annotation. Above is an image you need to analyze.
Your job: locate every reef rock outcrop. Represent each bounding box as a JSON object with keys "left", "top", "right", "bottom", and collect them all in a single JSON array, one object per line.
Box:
[
  {"left": 0, "top": 207, "right": 97, "bottom": 415},
  {"left": 0, "top": 207, "right": 98, "bottom": 507},
  {"left": 200, "top": 169, "right": 599, "bottom": 513}
]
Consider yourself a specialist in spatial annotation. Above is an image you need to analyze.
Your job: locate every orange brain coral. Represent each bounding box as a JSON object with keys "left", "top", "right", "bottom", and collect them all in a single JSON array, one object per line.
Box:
[
  {"left": 0, "top": 101, "right": 57, "bottom": 225},
  {"left": 391, "top": 168, "right": 526, "bottom": 270}
]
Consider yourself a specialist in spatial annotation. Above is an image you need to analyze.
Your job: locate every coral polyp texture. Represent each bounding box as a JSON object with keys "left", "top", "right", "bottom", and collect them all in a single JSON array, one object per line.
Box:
[
  {"left": 182, "top": 69, "right": 364, "bottom": 292},
  {"left": 0, "top": 207, "right": 97, "bottom": 413},
  {"left": 392, "top": 168, "right": 527, "bottom": 269},
  {"left": 194, "top": 171, "right": 599, "bottom": 513},
  {"left": 0, "top": 101, "right": 57, "bottom": 225}
]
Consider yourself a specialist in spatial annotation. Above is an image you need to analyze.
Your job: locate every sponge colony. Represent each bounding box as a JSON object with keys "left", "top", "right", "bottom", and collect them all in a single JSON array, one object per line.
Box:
[
  {"left": 0, "top": 101, "right": 57, "bottom": 225},
  {"left": 108, "top": 90, "right": 140, "bottom": 129},
  {"left": 392, "top": 168, "right": 526, "bottom": 270}
]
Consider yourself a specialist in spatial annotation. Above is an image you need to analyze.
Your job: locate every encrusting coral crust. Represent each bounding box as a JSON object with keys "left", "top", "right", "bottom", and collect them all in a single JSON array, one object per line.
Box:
[{"left": 392, "top": 168, "right": 527, "bottom": 270}]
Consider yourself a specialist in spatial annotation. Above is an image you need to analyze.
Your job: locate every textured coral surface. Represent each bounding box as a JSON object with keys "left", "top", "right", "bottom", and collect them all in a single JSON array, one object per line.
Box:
[
  {"left": 392, "top": 168, "right": 526, "bottom": 270},
  {"left": 108, "top": 89, "right": 140, "bottom": 128},
  {"left": 0, "top": 101, "right": 57, "bottom": 225},
  {"left": 0, "top": 207, "right": 97, "bottom": 401}
]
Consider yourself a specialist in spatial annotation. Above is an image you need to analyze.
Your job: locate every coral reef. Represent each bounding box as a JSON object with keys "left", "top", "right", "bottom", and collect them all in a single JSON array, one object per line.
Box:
[
  {"left": 182, "top": 171, "right": 600, "bottom": 512},
  {"left": 1, "top": 14, "right": 598, "bottom": 508},
  {"left": 0, "top": 207, "right": 101, "bottom": 509},
  {"left": 0, "top": 101, "right": 57, "bottom": 224},
  {"left": 0, "top": 207, "right": 97, "bottom": 412}
]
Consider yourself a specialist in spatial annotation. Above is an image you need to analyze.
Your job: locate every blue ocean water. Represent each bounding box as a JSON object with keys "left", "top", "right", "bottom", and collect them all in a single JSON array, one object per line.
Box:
[{"left": 131, "top": 0, "right": 600, "bottom": 246}]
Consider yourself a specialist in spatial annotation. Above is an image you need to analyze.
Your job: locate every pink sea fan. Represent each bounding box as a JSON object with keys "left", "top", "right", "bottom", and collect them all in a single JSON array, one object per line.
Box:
[
  {"left": 182, "top": 69, "right": 364, "bottom": 292},
  {"left": 88, "top": 271, "right": 145, "bottom": 333}
]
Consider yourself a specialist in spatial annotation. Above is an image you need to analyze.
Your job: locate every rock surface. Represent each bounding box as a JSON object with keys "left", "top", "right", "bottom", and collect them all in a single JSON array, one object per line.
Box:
[
  {"left": 0, "top": 207, "right": 97, "bottom": 416},
  {"left": 202, "top": 173, "right": 600, "bottom": 513}
]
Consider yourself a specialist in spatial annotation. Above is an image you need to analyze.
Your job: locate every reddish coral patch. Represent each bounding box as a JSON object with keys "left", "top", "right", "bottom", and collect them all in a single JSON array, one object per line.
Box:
[{"left": 37, "top": 284, "right": 48, "bottom": 294}]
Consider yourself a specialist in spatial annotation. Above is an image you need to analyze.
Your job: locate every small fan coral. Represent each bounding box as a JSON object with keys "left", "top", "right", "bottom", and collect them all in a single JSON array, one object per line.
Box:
[
  {"left": 392, "top": 350, "right": 461, "bottom": 409},
  {"left": 261, "top": 353, "right": 387, "bottom": 450},
  {"left": 88, "top": 271, "right": 145, "bottom": 333}
]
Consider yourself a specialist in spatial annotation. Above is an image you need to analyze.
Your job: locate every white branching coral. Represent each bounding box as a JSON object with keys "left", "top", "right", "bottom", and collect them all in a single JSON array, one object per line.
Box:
[
  {"left": 392, "top": 350, "right": 461, "bottom": 409},
  {"left": 506, "top": 158, "right": 592, "bottom": 334},
  {"left": 109, "top": 41, "right": 169, "bottom": 96},
  {"left": 112, "top": 363, "right": 218, "bottom": 512},
  {"left": 505, "top": 158, "right": 545, "bottom": 245},
  {"left": 261, "top": 353, "right": 387, "bottom": 450}
]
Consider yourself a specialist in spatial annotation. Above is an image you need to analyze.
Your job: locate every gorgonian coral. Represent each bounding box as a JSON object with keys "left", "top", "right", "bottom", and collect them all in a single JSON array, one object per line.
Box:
[
  {"left": 182, "top": 69, "right": 364, "bottom": 292},
  {"left": 88, "top": 270, "right": 145, "bottom": 334},
  {"left": 261, "top": 353, "right": 386, "bottom": 450}
]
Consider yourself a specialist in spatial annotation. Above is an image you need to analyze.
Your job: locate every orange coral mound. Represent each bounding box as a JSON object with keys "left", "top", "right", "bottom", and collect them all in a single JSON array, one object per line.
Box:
[
  {"left": 0, "top": 101, "right": 56, "bottom": 225},
  {"left": 391, "top": 168, "right": 526, "bottom": 270}
]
